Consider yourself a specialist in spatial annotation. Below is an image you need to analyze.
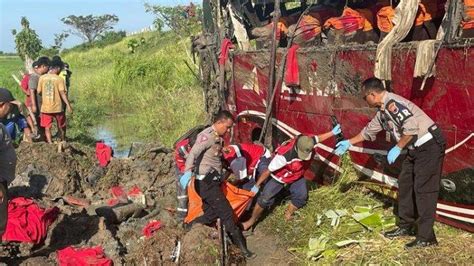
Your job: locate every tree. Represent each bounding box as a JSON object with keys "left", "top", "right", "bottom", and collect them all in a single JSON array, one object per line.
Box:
[
  {"left": 61, "top": 14, "right": 119, "bottom": 43},
  {"left": 11, "top": 17, "right": 43, "bottom": 72},
  {"left": 53, "top": 32, "right": 70, "bottom": 50},
  {"left": 144, "top": 3, "right": 202, "bottom": 37}
]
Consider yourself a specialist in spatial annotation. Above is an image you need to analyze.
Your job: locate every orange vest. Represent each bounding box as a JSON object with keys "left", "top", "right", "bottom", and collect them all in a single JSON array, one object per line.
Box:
[
  {"left": 377, "top": 6, "right": 396, "bottom": 33},
  {"left": 462, "top": 0, "right": 474, "bottom": 29},
  {"left": 324, "top": 7, "right": 373, "bottom": 33},
  {"left": 415, "top": 3, "right": 433, "bottom": 26},
  {"left": 299, "top": 15, "right": 322, "bottom": 40}
]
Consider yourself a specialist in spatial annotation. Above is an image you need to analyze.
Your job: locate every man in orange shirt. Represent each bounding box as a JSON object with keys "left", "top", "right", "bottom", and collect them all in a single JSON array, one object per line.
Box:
[{"left": 37, "top": 59, "right": 73, "bottom": 144}]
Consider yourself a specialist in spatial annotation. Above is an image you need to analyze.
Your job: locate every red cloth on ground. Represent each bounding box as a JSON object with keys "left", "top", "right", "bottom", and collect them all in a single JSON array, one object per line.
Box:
[
  {"left": 107, "top": 186, "right": 143, "bottom": 206},
  {"left": 284, "top": 44, "right": 300, "bottom": 87},
  {"left": 218, "top": 38, "right": 234, "bottom": 66},
  {"left": 2, "top": 197, "right": 59, "bottom": 244},
  {"left": 96, "top": 142, "right": 113, "bottom": 167},
  {"left": 57, "top": 246, "right": 113, "bottom": 266},
  {"left": 142, "top": 220, "right": 163, "bottom": 238}
]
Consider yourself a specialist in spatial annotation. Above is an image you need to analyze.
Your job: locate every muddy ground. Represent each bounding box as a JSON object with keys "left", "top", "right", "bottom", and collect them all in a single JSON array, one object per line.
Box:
[{"left": 1, "top": 142, "right": 250, "bottom": 265}]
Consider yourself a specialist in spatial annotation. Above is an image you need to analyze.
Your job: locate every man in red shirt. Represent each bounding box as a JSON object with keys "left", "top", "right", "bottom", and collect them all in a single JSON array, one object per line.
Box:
[
  {"left": 222, "top": 143, "right": 272, "bottom": 192},
  {"left": 241, "top": 125, "right": 341, "bottom": 231}
]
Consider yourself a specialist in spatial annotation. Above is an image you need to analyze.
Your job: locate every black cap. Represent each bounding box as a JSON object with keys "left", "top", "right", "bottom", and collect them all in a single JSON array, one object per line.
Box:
[{"left": 0, "top": 88, "right": 14, "bottom": 103}]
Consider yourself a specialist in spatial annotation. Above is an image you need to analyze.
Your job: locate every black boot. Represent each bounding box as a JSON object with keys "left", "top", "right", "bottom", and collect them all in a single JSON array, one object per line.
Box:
[
  {"left": 232, "top": 230, "right": 256, "bottom": 259},
  {"left": 383, "top": 227, "right": 416, "bottom": 239},
  {"left": 405, "top": 237, "right": 438, "bottom": 249}
]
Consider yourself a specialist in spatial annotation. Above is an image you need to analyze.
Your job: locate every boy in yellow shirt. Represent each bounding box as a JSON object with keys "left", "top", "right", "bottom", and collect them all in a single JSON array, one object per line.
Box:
[{"left": 37, "top": 59, "right": 73, "bottom": 144}]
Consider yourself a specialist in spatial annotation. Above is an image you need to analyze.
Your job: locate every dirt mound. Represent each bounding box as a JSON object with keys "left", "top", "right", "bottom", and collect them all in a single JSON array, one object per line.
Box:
[
  {"left": 180, "top": 224, "right": 221, "bottom": 264},
  {"left": 11, "top": 142, "right": 95, "bottom": 199},
  {"left": 126, "top": 226, "right": 181, "bottom": 264},
  {"left": 2, "top": 141, "right": 233, "bottom": 265}
]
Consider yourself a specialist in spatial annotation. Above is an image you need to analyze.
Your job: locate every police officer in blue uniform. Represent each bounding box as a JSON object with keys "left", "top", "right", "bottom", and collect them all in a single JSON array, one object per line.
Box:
[{"left": 335, "top": 78, "right": 446, "bottom": 248}]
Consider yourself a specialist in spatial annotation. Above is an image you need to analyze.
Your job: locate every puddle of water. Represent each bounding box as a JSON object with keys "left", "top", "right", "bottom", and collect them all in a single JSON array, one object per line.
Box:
[
  {"left": 91, "top": 116, "right": 146, "bottom": 158},
  {"left": 92, "top": 126, "right": 130, "bottom": 158}
]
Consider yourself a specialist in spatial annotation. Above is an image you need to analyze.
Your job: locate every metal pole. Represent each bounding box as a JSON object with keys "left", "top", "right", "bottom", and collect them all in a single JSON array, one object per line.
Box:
[{"left": 260, "top": 0, "right": 281, "bottom": 148}]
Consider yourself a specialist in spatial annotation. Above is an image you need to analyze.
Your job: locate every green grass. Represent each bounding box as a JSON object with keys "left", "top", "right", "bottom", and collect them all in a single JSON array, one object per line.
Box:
[
  {"left": 63, "top": 31, "right": 206, "bottom": 146},
  {"left": 260, "top": 155, "right": 474, "bottom": 264},
  {"left": 0, "top": 56, "right": 25, "bottom": 100}
]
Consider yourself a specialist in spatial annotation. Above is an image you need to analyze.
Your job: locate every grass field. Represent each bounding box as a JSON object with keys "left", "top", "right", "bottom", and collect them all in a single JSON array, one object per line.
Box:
[
  {"left": 63, "top": 31, "right": 206, "bottom": 146},
  {"left": 0, "top": 56, "right": 25, "bottom": 100}
]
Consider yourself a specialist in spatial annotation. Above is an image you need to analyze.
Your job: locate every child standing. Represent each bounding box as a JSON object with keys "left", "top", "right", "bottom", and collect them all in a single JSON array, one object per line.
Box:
[{"left": 37, "top": 58, "right": 72, "bottom": 143}]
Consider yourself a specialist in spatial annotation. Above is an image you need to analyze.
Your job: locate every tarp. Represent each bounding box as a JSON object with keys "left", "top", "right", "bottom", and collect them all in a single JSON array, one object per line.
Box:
[{"left": 184, "top": 179, "right": 255, "bottom": 224}]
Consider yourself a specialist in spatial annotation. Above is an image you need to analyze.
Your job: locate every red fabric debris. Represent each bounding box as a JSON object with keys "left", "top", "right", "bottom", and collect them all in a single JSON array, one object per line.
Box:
[
  {"left": 107, "top": 186, "right": 128, "bottom": 206},
  {"left": 127, "top": 185, "right": 142, "bottom": 197},
  {"left": 284, "top": 44, "right": 300, "bottom": 87},
  {"left": 2, "top": 197, "right": 59, "bottom": 244},
  {"left": 142, "top": 220, "right": 163, "bottom": 238},
  {"left": 107, "top": 186, "right": 143, "bottom": 206},
  {"left": 57, "top": 246, "right": 113, "bottom": 266},
  {"left": 96, "top": 142, "right": 113, "bottom": 167},
  {"left": 63, "top": 196, "right": 91, "bottom": 208},
  {"left": 218, "top": 38, "right": 234, "bottom": 66}
]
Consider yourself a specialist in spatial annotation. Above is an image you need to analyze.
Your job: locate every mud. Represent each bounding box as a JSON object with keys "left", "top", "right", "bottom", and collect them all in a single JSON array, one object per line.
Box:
[{"left": 1, "top": 141, "right": 235, "bottom": 265}]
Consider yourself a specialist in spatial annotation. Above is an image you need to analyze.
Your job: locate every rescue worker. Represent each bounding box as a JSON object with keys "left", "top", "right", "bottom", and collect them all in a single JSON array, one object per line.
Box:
[
  {"left": 0, "top": 88, "right": 18, "bottom": 240},
  {"left": 222, "top": 143, "right": 272, "bottom": 192},
  {"left": 335, "top": 77, "right": 445, "bottom": 248},
  {"left": 241, "top": 124, "right": 341, "bottom": 231},
  {"left": 180, "top": 110, "right": 255, "bottom": 258}
]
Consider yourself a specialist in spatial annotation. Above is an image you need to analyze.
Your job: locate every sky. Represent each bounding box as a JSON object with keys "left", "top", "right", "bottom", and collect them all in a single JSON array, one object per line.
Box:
[{"left": 0, "top": 0, "right": 197, "bottom": 53}]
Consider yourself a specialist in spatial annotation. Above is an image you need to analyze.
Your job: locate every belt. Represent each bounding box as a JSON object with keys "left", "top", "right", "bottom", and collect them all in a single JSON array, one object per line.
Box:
[
  {"left": 414, "top": 132, "right": 433, "bottom": 147},
  {"left": 196, "top": 174, "right": 206, "bottom": 180},
  {"left": 408, "top": 132, "right": 433, "bottom": 150},
  {"left": 195, "top": 173, "right": 221, "bottom": 181}
]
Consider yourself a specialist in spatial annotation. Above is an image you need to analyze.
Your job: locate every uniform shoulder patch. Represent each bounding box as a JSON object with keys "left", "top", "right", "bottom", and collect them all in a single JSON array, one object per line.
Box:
[
  {"left": 198, "top": 134, "right": 208, "bottom": 143},
  {"left": 386, "top": 99, "right": 413, "bottom": 124}
]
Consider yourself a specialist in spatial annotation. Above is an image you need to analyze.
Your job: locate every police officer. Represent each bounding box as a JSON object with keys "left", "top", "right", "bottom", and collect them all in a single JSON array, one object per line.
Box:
[
  {"left": 335, "top": 77, "right": 445, "bottom": 248},
  {"left": 180, "top": 110, "right": 255, "bottom": 258}
]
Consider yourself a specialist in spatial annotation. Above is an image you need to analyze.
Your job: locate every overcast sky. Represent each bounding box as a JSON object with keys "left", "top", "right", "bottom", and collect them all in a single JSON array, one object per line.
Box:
[{"left": 0, "top": 0, "right": 198, "bottom": 53}]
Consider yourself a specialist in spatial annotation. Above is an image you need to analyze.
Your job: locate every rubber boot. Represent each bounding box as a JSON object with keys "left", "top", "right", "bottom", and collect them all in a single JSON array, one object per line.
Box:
[
  {"left": 284, "top": 203, "right": 299, "bottom": 221},
  {"left": 232, "top": 230, "right": 256, "bottom": 259}
]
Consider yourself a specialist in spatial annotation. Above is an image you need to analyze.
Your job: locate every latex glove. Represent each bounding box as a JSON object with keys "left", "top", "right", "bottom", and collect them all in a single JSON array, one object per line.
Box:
[
  {"left": 332, "top": 124, "right": 341, "bottom": 135},
  {"left": 387, "top": 146, "right": 401, "bottom": 165},
  {"left": 335, "top": 140, "right": 351, "bottom": 156},
  {"left": 250, "top": 185, "right": 259, "bottom": 194},
  {"left": 179, "top": 171, "right": 192, "bottom": 189}
]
